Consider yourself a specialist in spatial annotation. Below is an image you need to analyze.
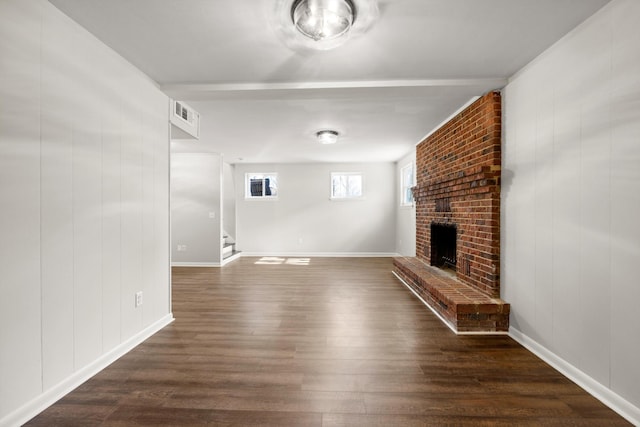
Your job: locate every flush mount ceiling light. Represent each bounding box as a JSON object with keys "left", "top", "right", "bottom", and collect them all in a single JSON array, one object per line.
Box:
[
  {"left": 273, "top": 0, "right": 378, "bottom": 51},
  {"left": 316, "top": 130, "right": 339, "bottom": 144},
  {"left": 291, "top": 0, "right": 356, "bottom": 42}
]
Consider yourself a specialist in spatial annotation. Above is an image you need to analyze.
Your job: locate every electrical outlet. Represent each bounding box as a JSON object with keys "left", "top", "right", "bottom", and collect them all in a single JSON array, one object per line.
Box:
[{"left": 135, "top": 291, "right": 143, "bottom": 307}]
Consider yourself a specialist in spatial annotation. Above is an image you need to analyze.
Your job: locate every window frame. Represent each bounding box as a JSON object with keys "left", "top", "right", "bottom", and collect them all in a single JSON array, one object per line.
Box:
[
  {"left": 400, "top": 162, "right": 415, "bottom": 207},
  {"left": 244, "top": 172, "right": 278, "bottom": 200},
  {"left": 330, "top": 172, "right": 364, "bottom": 200}
]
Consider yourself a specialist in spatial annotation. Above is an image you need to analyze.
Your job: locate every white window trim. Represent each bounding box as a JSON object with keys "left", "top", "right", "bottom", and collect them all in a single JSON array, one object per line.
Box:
[
  {"left": 245, "top": 172, "right": 278, "bottom": 200},
  {"left": 400, "top": 162, "right": 415, "bottom": 207},
  {"left": 330, "top": 172, "right": 365, "bottom": 201}
]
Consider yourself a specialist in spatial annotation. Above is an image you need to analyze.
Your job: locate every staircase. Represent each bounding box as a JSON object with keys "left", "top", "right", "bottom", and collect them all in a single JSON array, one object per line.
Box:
[
  {"left": 222, "top": 235, "right": 240, "bottom": 263},
  {"left": 222, "top": 242, "right": 237, "bottom": 259}
]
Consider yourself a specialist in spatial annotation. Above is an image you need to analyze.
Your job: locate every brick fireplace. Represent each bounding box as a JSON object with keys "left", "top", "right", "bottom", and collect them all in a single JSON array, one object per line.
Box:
[
  {"left": 393, "top": 91, "right": 509, "bottom": 333},
  {"left": 416, "top": 91, "right": 502, "bottom": 297}
]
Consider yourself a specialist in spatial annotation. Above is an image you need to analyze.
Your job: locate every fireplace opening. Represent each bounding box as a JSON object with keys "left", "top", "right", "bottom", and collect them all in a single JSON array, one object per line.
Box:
[{"left": 430, "top": 223, "right": 457, "bottom": 272}]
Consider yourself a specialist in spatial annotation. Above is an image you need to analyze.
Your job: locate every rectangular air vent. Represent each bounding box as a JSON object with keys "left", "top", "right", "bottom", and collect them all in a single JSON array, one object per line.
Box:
[{"left": 170, "top": 99, "right": 200, "bottom": 139}]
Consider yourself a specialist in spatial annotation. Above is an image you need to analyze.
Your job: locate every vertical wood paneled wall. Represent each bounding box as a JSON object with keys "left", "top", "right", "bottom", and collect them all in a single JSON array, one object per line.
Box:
[
  {"left": 0, "top": 0, "right": 171, "bottom": 422},
  {"left": 502, "top": 0, "right": 640, "bottom": 416}
]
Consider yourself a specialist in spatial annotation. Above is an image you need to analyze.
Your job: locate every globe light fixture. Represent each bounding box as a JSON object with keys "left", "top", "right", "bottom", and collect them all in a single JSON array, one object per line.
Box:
[{"left": 291, "top": 0, "right": 356, "bottom": 42}]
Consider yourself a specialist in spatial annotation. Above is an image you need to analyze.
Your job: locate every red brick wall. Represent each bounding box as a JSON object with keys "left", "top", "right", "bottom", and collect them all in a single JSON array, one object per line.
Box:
[{"left": 414, "top": 91, "right": 501, "bottom": 297}]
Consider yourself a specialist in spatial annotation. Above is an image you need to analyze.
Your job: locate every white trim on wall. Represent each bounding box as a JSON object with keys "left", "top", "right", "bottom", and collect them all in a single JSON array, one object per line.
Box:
[
  {"left": 240, "top": 252, "right": 400, "bottom": 258},
  {"left": 510, "top": 328, "right": 640, "bottom": 426},
  {"left": 171, "top": 262, "right": 221, "bottom": 267},
  {"left": 1, "top": 314, "right": 174, "bottom": 427},
  {"left": 172, "top": 253, "right": 398, "bottom": 267}
]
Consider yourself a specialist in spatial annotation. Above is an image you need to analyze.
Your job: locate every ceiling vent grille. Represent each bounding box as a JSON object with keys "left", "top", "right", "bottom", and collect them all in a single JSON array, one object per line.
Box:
[{"left": 170, "top": 100, "right": 200, "bottom": 139}]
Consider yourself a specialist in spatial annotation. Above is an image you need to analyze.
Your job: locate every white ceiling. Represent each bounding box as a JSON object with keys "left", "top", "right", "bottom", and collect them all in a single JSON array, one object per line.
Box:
[{"left": 50, "top": 0, "right": 610, "bottom": 164}]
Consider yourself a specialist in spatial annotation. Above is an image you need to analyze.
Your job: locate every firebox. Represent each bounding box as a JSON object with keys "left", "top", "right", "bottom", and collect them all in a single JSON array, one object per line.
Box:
[{"left": 430, "top": 223, "right": 457, "bottom": 270}]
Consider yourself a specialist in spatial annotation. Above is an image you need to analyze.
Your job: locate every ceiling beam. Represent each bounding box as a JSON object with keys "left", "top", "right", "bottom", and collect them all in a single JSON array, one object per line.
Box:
[{"left": 162, "top": 78, "right": 507, "bottom": 99}]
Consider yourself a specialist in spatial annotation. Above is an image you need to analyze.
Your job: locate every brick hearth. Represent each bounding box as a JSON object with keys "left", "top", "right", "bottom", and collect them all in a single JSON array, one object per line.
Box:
[
  {"left": 394, "top": 257, "right": 509, "bottom": 332},
  {"left": 394, "top": 91, "right": 509, "bottom": 333}
]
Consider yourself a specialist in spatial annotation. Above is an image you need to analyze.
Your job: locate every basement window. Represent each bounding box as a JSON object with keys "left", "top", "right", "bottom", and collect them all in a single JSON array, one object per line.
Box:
[
  {"left": 331, "top": 172, "right": 363, "bottom": 200},
  {"left": 400, "top": 162, "right": 414, "bottom": 206},
  {"left": 245, "top": 173, "right": 278, "bottom": 199}
]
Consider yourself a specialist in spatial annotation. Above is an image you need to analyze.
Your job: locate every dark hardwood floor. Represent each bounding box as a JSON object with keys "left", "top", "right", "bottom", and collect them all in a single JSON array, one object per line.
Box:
[{"left": 27, "top": 257, "right": 630, "bottom": 426}]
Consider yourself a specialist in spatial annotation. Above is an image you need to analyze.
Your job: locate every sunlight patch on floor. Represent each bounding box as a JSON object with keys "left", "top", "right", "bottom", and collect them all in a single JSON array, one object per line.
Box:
[{"left": 254, "top": 257, "right": 311, "bottom": 266}]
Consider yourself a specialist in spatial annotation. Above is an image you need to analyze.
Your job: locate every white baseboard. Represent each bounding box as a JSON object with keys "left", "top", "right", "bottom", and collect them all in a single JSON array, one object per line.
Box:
[
  {"left": 171, "top": 261, "right": 220, "bottom": 267},
  {"left": 240, "top": 252, "right": 400, "bottom": 258},
  {"left": 170, "top": 251, "right": 397, "bottom": 268},
  {"left": 509, "top": 327, "right": 640, "bottom": 426},
  {"left": 1, "top": 314, "right": 174, "bottom": 427}
]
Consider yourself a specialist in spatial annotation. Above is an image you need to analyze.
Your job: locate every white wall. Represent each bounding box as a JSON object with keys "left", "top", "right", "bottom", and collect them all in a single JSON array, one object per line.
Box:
[
  {"left": 0, "top": 1, "right": 171, "bottom": 424},
  {"left": 502, "top": 0, "right": 640, "bottom": 422},
  {"left": 171, "top": 153, "right": 223, "bottom": 265},
  {"left": 395, "top": 151, "right": 416, "bottom": 256},
  {"left": 235, "top": 163, "right": 397, "bottom": 255}
]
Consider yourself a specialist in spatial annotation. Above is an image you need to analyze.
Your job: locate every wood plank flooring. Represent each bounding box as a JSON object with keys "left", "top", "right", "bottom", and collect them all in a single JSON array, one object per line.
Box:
[{"left": 26, "top": 257, "right": 630, "bottom": 426}]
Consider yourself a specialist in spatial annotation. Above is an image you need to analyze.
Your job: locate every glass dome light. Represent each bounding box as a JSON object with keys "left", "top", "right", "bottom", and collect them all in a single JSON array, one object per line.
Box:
[
  {"left": 317, "top": 130, "right": 339, "bottom": 144},
  {"left": 291, "top": 0, "right": 356, "bottom": 42}
]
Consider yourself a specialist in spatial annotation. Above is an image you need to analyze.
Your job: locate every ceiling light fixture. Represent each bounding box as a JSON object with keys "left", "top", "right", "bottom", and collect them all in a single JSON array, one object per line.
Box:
[
  {"left": 291, "top": 0, "right": 356, "bottom": 42},
  {"left": 317, "top": 130, "right": 339, "bottom": 144}
]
